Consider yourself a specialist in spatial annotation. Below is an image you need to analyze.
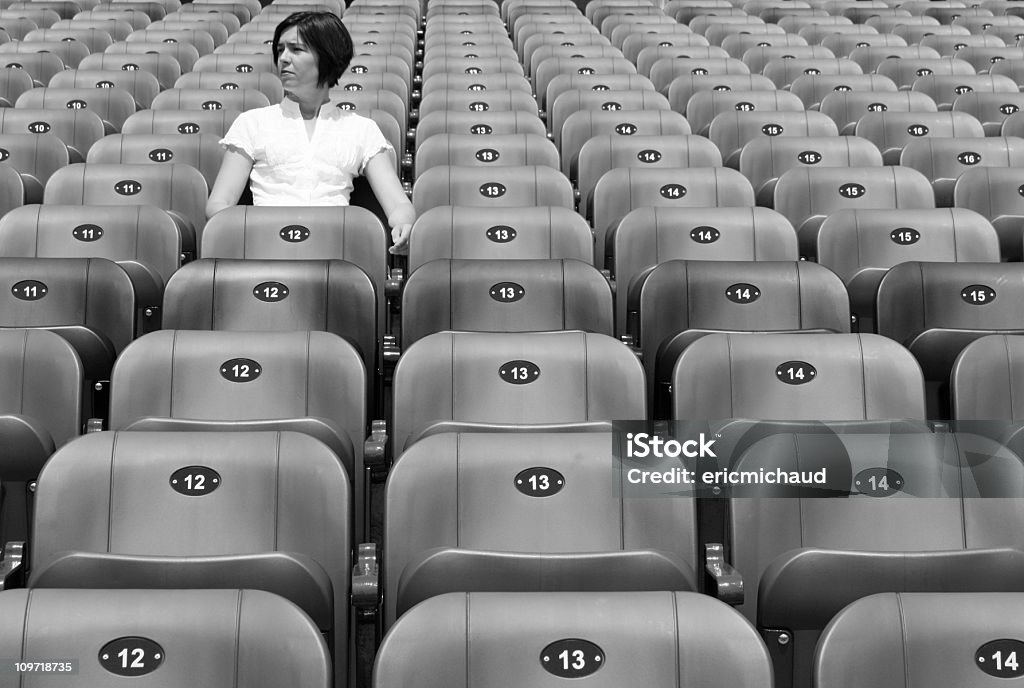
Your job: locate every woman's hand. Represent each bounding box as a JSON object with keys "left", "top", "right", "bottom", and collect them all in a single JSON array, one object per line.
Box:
[{"left": 389, "top": 223, "right": 412, "bottom": 254}]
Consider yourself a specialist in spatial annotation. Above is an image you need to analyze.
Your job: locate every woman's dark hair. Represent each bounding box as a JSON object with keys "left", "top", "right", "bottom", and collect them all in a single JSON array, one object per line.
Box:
[{"left": 272, "top": 11, "right": 353, "bottom": 88}]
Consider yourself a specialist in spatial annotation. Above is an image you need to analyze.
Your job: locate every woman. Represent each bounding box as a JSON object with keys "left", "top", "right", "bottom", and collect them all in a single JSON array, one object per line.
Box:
[{"left": 206, "top": 11, "right": 415, "bottom": 254}]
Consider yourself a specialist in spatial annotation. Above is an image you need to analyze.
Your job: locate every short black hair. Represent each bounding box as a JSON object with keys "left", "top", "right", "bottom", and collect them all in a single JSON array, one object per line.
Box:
[{"left": 272, "top": 11, "right": 353, "bottom": 88}]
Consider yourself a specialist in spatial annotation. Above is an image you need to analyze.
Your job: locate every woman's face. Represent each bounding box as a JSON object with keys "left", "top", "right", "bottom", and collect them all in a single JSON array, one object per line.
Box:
[{"left": 276, "top": 26, "right": 321, "bottom": 93}]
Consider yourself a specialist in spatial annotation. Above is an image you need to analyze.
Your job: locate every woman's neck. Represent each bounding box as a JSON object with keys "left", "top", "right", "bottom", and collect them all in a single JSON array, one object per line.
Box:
[{"left": 285, "top": 89, "right": 330, "bottom": 120}]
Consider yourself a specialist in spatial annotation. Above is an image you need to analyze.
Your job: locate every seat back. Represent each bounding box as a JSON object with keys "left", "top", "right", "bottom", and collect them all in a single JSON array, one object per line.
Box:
[{"left": 412, "top": 165, "right": 574, "bottom": 213}]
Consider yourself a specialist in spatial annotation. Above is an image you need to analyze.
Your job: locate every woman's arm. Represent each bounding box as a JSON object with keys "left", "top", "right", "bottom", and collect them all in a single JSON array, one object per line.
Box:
[
  {"left": 364, "top": 152, "right": 416, "bottom": 254},
  {"left": 206, "top": 147, "right": 254, "bottom": 219}
]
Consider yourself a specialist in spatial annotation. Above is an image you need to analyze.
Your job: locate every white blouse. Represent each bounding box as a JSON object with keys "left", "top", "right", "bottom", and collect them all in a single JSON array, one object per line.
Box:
[{"left": 219, "top": 98, "right": 394, "bottom": 206}]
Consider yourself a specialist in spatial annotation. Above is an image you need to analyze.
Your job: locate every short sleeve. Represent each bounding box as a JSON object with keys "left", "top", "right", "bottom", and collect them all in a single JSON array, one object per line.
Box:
[
  {"left": 358, "top": 117, "right": 395, "bottom": 173},
  {"left": 219, "top": 110, "right": 258, "bottom": 160}
]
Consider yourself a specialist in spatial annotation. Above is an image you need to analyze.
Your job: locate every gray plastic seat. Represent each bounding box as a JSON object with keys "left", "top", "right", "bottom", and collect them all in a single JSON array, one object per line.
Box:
[
  {"left": 877, "top": 262, "right": 1024, "bottom": 417},
  {"left": 407, "top": 206, "right": 592, "bottom": 273},
  {"left": 374, "top": 592, "right": 772, "bottom": 688},
  {"left": 912, "top": 73, "right": 1018, "bottom": 110},
  {"left": 383, "top": 432, "right": 698, "bottom": 625},
  {"left": 105, "top": 37, "right": 200, "bottom": 72},
  {"left": 174, "top": 70, "right": 283, "bottom": 104},
  {"left": 740, "top": 44, "right": 834, "bottom": 75},
  {"left": 558, "top": 109, "right": 690, "bottom": 179},
  {"left": 876, "top": 56, "right": 975, "bottom": 89},
  {"left": 149, "top": 87, "right": 270, "bottom": 113},
  {"left": 0, "top": 132, "right": 69, "bottom": 204},
  {"left": 27, "top": 430, "right": 348, "bottom": 688},
  {"left": 854, "top": 111, "right": 984, "bottom": 165},
  {"left": 15, "top": 86, "right": 135, "bottom": 134},
  {"left": 649, "top": 56, "right": 749, "bottom": 95},
  {"left": 953, "top": 166, "right": 1024, "bottom": 259},
  {"left": 708, "top": 110, "right": 838, "bottom": 168},
  {"left": 414, "top": 133, "right": 559, "bottom": 178},
  {"left": 762, "top": 57, "right": 862, "bottom": 89},
  {"left": 548, "top": 88, "right": 668, "bottom": 143},
  {"left": 412, "top": 165, "right": 574, "bottom": 214},
  {"left": 817, "top": 208, "right": 1000, "bottom": 332},
  {"left": 952, "top": 334, "right": 1024, "bottom": 456},
  {"left": 0, "top": 589, "right": 331, "bottom": 688},
  {"left": 392, "top": 331, "right": 645, "bottom": 451},
  {"left": 414, "top": 110, "right": 546, "bottom": 151},
  {"left": 900, "top": 136, "right": 1024, "bottom": 207},
  {"left": 401, "top": 259, "right": 612, "bottom": 347},
  {"left": 86, "top": 132, "right": 223, "bottom": 189},
  {"left": 665, "top": 73, "right": 775, "bottom": 116},
  {"left": 687, "top": 89, "right": 806, "bottom": 139},
  {"left": 820, "top": 90, "right": 939, "bottom": 135},
  {"left": 637, "top": 261, "right": 850, "bottom": 416},
  {"left": 773, "top": 166, "right": 935, "bottom": 257},
  {"left": 0, "top": 67, "right": 32, "bottom": 108},
  {"left": 47, "top": 68, "right": 160, "bottom": 109},
  {"left": 790, "top": 74, "right": 898, "bottom": 111},
  {"left": 593, "top": 166, "right": 756, "bottom": 270},
  {"left": 121, "top": 109, "right": 241, "bottom": 138},
  {"left": 740, "top": 135, "right": 882, "bottom": 207},
  {"left": 78, "top": 51, "right": 181, "bottom": 90},
  {"left": 162, "top": 259, "right": 378, "bottom": 383},
  {"left": 817, "top": 593, "right": 1024, "bottom": 688},
  {"left": 953, "top": 91, "right": 1024, "bottom": 136}
]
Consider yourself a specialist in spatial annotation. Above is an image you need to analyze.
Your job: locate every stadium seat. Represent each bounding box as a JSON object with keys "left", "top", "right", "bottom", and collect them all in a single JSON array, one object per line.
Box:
[
  {"left": 876, "top": 56, "right": 976, "bottom": 89},
  {"left": 819, "top": 90, "right": 939, "bottom": 135},
  {"left": 414, "top": 110, "right": 546, "bottom": 151},
  {"left": 173, "top": 71, "right": 284, "bottom": 103},
  {"left": 0, "top": 37, "right": 87, "bottom": 69},
  {"left": 549, "top": 88, "right": 668, "bottom": 142},
  {"left": 740, "top": 44, "right": 834, "bottom": 75},
  {"left": 688, "top": 90, "right": 807, "bottom": 140},
  {"left": 0, "top": 67, "right": 32, "bottom": 108},
  {"left": 392, "top": 331, "right": 645, "bottom": 452},
  {"left": 952, "top": 91, "right": 1024, "bottom": 135},
  {"left": 121, "top": 109, "right": 241, "bottom": 137},
  {"left": 48, "top": 67, "right": 159, "bottom": 109},
  {"left": 125, "top": 27, "right": 216, "bottom": 55},
  {"left": 877, "top": 261, "right": 1024, "bottom": 417},
  {"left": 412, "top": 165, "right": 574, "bottom": 214},
  {"left": 817, "top": 208, "right": 1000, "bottom": 332},
  {"left": 44, "top": 162, "right": 207, "bottom": 254},
  {"left": 416, "top": 88, "right": 538, "bottom": 120},
  {"left": 708, "top": 109, "right": 838, "bottom": 169},
  {"left": 0, "top": 133, "right": 69, "bottom": 204},
  {"left": 816, "top": 593, "right": 1024, "bottom": 688},
  {"left": 374, "top": 592, "right": 772, "bottom": 688},
  {"left": 0, "top": 588, "right": 332, "bottom": 688},
  {"left": 665, "top": 73, "right": 775, "bottom": 116},
  {"left": 649, "top": 56, "right": 749, "bottom": 95},
  {"left": 401, "top": 259, "right": 612, "bottom": 347},
  {"left": 740, "top": 135, "right": 882, "bottom": 206},
  {"left": 105, "top": 37, "right": 200, "bottom": 72},
  {"left": 414, "top": 133, "right": 559, "bottom": 178},
  {"left": 14, "top": 86, "right": 135, "bottom": 135},
  {"left": 27, "top": 430, "right": 348, "bottom": 688},
  {"left": 855, "top": 111, "right": 984, "bottom": 165},
  {"left": 847, "top": 44, "right": 941, "bottom": 73},
  {"left": 722, "top": 31, "right": 808, "bottom": 60},
  {"left": 382, "top": 432, "right": 698, "bottom": 625},
  {"left": 912, "top": 73, "right": 1018, "bottom": 110},
  {"left": 592, "top": 166, "right": 756, "bottom": 269},
  {"left": 636, "top": 260, "right": 850, "bottom": 415},
  {"left": 407, "top": 206, "right": 593, "bottom": 273},
  {"left": 77, "top": 51, "right": 181, "bottom": 90},
  {"left": 900, "top": 135, "right": 1024, "bottom": 207},
  {"left": 1, "top": 51, "right": 65, "bottom": 87},
  {"left": 86, "top": 133, "right": 223, "bottom": 189},
  {"left": 773, "top": 165, "right": 935, "bottom": 256},
  {"left": 790, "top": 74, "right": 898, "bottom": 111},
  {"left": 953, "top": 166, "right": 1024, "bottom": 259},
  {"left": 763, "top": 57, "right": 862, "bottom": 90}
]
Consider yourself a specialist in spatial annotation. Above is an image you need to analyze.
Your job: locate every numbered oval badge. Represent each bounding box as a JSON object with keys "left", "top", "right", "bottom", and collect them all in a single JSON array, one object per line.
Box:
[
  {"left": 220, "top": 358, "right": 262, "bottom": 382},
  {"left": 11, "top": 279, "right": 47, "bottom": 301},
  {"left": 253, "top": 281, "right": 289, "bottom": 302},
  {"left": 725, "top": 283, "right": 761, "bottom": 303},
  {"left": 490, "top": 282, "right": 525, "bottom": 302},
  {"left": 962, "top": 285, "right": 996, "bottom": 305},
  {"left": 854, "top": 467, "right": 904, "bottom": 497},
  {"left": 762, "top": 123, "right": 784, "bottom": 136},
  {"left": 916, "top": 68, "right": 933, "bottom": 77},
  {"left": 615, "top": 122, "right": 637, "bottom": 135},
  {"left": 577, "top": 66, "right": 595, "bottom": 75},
  {"left": 514, "top": 467, "right": 565, "bottom": 497},
  {"left": 470, "top": 123, "right": 492, "bottom": 135},
  {"left": 343, "top": 83, "right": 362, "bottom": 91},
  {"left": 954, "top": 84, "right": 973, "bottom": 94},
  {"left": 735, "top": 101, "right": 755, "bottom": 111},
  {"left": 96, "top": 80, "right": 115, "bottom": 88},
  {"left": 907, "top": 124, "right": 929, "bottom": 137},
  {"left": 890, "top": 227, "right": 920, "bottom": 245},
  {"left": 114, "top": 179, "right": 142, "bottom": 195},
  {"left": 1018, "top": 184, "right": 1024, "bottom": 197},
  {"left": 170, "top": 466, "right": 222, "bottom": 496},
  {"left": 121, "top": 63, "right": 139, "bottom": 71},
  {"left": 27, "top": 121, "right": 51, "bottom": 133},
  {"left": 468, "top": 101, "right": 489, "bottom": 111},
  {"left": 73, "top": 224, "right": 104, "bottom": 242},
  {"left": 601, "top": 101, "right": 622, "bottom": 111},
  {"left": 838, "top": 182, "right": 866, "bottom": 199},
  {"left": 690, "top": 226, "right": 720, "bottom": 244},
  {"left": 336, "top": 101, "right": 356, "bottom": 110},
  {"left": 66, "top": 99, "right": 88, "bottom": 109},
  {"left": 591, "top": 83, "right": 609, "bottom": 91},
  {"left": 660, "top": 183, "right": 686, "bottom": 199},
  {"left": 776, "top": 361, "right": 817, "bottom": 385},
  {"left": 712, "top": 84, "right": 732, "bottom": 91},
  {"left": 177, "top": 122, "right": 200, "bottom": 134},
  {"left": 798, "top": 150, "right": 822, "bottom": 164},
  {"left": 279, "top": 224, "right": 310, "bottom": 242},
  {"left": 148, "top": 148, "right": 173, "bottom": 162},
  {"left": 958, "top": 151, "right": 981, "bottom": 165},
  {"left": 479, "top": 182, "right": 506, "bottom": 198},
  {"left": 804, "top": 67, "right": 820, "bottom": 75},
  {"left": 475, "top": 148, "right": 499, "bottom": 162},
  {"left": 832, "top": 84, "right": 851, "bottom": 92},
  {"left": 691, "top": 67, "right": 708, "bottom": 75},
  {"left": 485, "top": 225, "right": 516, "bottom": 243},
  {"left": 201, "top": 100, "right": 223, "bottom": 110},
  {"left": 541, "top": 639, "right": 604, "bottom": 678},
  {"left": 465, "top": 66, "right": 482, "bottom": 74},
  {"left": 219, "top": 82, "right": 239, "bottom": 90},
  {"left": 867, "top": 102, "right": 887, "bottom": 112},
  {"left": 637, "top": 149, "right": 662, "bottom": 163},
  {"left": 468, "top": 83, "right": 485, "bottom": 90},
  {"left": 1001, "top": 103, "right": 1019, "bottom": 115},
  {"left": 976, "top": 639, "right": 1024, "bottom": 678},
  {"left": 0, "top": 148, "right": 8, "bottom": 161},
  {"left": 235, "top": 63, "right": 253, "bottom": 73},
  {"left": 99, "top": 637, "right": 164, "bottom": 677},
  {"left": 499, "top": 360, "right": 540, "bottom": 384}
]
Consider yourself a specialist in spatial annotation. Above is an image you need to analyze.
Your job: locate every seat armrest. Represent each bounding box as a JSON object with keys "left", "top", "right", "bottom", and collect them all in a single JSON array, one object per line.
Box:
[
  {"left": 365, "top": 420, "right": 389, "bottom": 478},
  {"left": 705, "top": 543, "right": 743, "bottom": 606},
  {"left": 0, "top": 542, "right": 26, "bottom": 591},
  {"left": 352, "top": 542, "right": 380, "bottom": 619}
]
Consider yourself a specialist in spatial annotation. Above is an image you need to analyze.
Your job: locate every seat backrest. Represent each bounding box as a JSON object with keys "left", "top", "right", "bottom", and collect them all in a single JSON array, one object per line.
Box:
[
  {"left": 0, "top": 328, "right": 82, "bottom": 447},
  {"left": 820, "top": 90, "right": 939, "bottom": 135},
  {"left": 374, "top": 592, "right": 772, "bottom": 688},
  {"left": 818, "top": 208, "right": 1000, "bottom": 329},
  {"left": 855, "top": 111, "right": 985, "bottom": 164},
  {"left": 149, "top": 86, "right": 270, "bottom": 112},
  {"left": 672, "top": 332, "right": 927, "bottom": 420},
  {"left": 559, "top": 108, "right": 690, "bottom": 178},
  {"left": 392, "top": 331, "right": 646, "bottom": 451},
  {"left": 86, "top": 132, "right": 223, "bottom": 189},
  {"left": 163, "top": 258, "right": 378, "bottom": 379},
  {"left": 688, "top": 89, "right": 807, "bottom": 139},
  {"left": 174, "top": 70, "right": 283, "bottom": 104},
  {"left": 789, "top": 73, "right": 898, "bottom": 110},
  {"left": 876, "top": 56, "right": 976, "bottom": 88},
  {"left": 773, "top": 166, "right": 935, "bottom": 256},
  {"left": 952, "top": 333, "right": 1024, "bottom": 420},
  {"left": 414, "top": 133, "right": 559, "bottom": 178},
  {"left": 121, "top": 108, "right": 241, "bottom": 137},
  {"left": 29, "top": 430, "right": 347, "bottom": 687},
  {"left": 109, "top": 329, "right": 365, "bottom": 478},
  {"left": 402, "top": 258, "right": 613, "bottom": 346},
  {"left": 15, "top": 86, "right": 136, "bottom": 134},
  {"left": 900, "top": 135, "right": 1024, "bottom": 206},
  {"left": 954, "top": 91, "right": 1024, "bottom": 136},
  {"left": 708, "top": 109, "right": 838, "bottom": 167},
  {"left": 952, "top": 166, "right": 1024, "bottom": 259},
  {"left": 817, "top": 593, "right": 1024, "bottom": 688},
  {"left": 912, "top": 73, "right": 1018, "bottom": 110},
  {"left": 107, "top": 37, "right": 201, "bottom": 70},
  {"left": 383, "top": 431, "right": 698, "bottom": 624},
  {"left": 412, "top": 165, "right": 574, "bottom": 213},
  {"left": 78, "top": 51, "right": 181, "bottom": 90},
  {"left": 665, "top": 73, "right": 774, "bottom": 115},
  {"left": 0, "top": 588, "right": 331, "bottom": 688},
  {"left": 48, "top": 68, "right": 160, "bottom": 109}
]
